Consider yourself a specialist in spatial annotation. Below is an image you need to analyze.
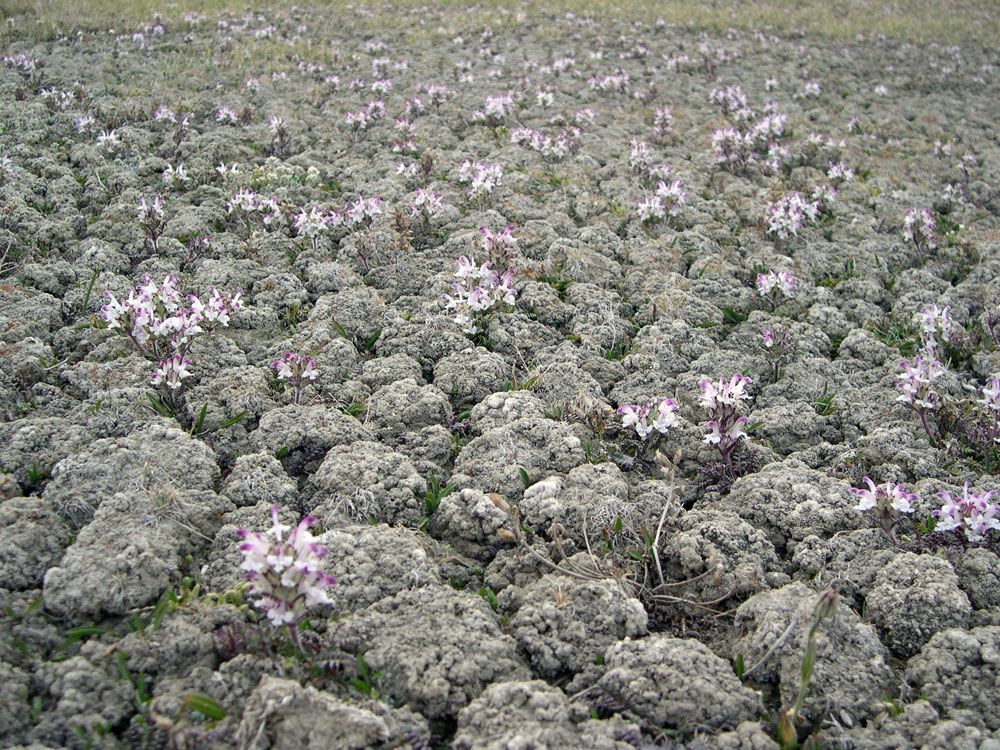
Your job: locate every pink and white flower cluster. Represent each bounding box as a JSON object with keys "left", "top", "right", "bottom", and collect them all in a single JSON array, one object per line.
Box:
[
  {"left": 915, "top": 303, "right": 955, "bottom": 357},
  {"left": 618, "top": 398, "right": 678, "bottom": 439},
  {"left": 273, "top": 352, "right": 319, "bottom": 404},
  {"left": 293, "top": 205, "right": 339, "bottom": 250},
  {"left": 458, "top": 160, "right": 503, "bottom": 203},
  {"left": 635, "top": 179, "right": 687, "bottom": 224},
  {"left": 852, "top": 477, "right": 1000, "bottom": 544},
  {"left": 850, "top": 476, "right": 917, "bottom": 539},
  {"left": 897, "top": 356, "right": 945, "bottom": 411},
  {"left": 137, "top": 194, "right": 167, "bottom": 251},
  {"left": 902, "top": 206, "right": 938, "bottom": 253},
  {"left": 344, "top": 100, "right": 386, "bottom": 143},
  {"left": 756, "top": 269, "right": 798, "bottom": 309},
  {"left": 443, "top": 255, "right": 517, "bottom": 334},
  {"left": 711, "top": 114, "right": 787, "bottom": 174},
  {"left": 225, "top": 188, "right": 287, "bottom": 230},
  {"left": 408, "top": 188, "right": 446, "bottom": 221},
  {"left": 764, "top": 192, "right": 820, "bottom": 242},
  {"left": 897, "top": 355, "right": 945, "bottom": 443},
  {"left": 102, "top": 274, "right": 242, "bottom": 389},
  {"left": 480, "top": 225, "right": 517, "bottom": 268},
  {"left": 471, "top": 90, "right": 517, "bottom": 124},
  {"left": 934, "top": 483, "right": 999, "bottom": 543},
  {"left": 698, "top": 374, "right": 753, "bottom": 479},
  {"left": 700, "top": 373, "right": 751, "bottom": 448},
  {"left": 237, "top": 505, "right": 336, "bottom": 627},
  {"left": 510, "top": 127, "right": 580, "bottom": 160},
  {"left": 851, "top": 477, "right": 917, "bottom": 514}
]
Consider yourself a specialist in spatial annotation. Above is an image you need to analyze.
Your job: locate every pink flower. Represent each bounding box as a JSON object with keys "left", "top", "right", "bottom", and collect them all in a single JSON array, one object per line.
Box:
[{"left": 237, "top": 505, "right": 335, "bottom": 627}]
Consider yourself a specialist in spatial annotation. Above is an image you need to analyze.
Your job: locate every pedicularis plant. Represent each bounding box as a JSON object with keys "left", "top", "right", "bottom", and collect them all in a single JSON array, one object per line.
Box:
[
  {"left": 933, "top": 483, "right": 999, "bottom": 543},
  {"left": 443, "top": 254, "right": 517, "bottom": 335},
  {"left": 902, "top": 206, "right": 938, "bottom": 254},
  {"left": 852, "top": 478, "right": 999, "bottom": 546},
  {"left": 756, "top": 269, "right": 797, "bottom": 311},
  {"left": 137, "top": 194, "right": 167, "bottom": 253},
  {"left": 617, "top": 397, "right": 678, "bottom": 458},
  {"left": 273, "top": 352, "right": 319, "bottom": 405},
  {"left": 700, "top": 373, "right": 752, "bottom": 480},
  {"left": 896, "top": 355, "right": 945, "bottom": 445},
  {"left": 102, "top": 274, "right": 242, "bottom": 391},
  {"left": 850, "top": 476, "right": 917, "bottom": 541},
  {"left": 237, "top": 505, "right": 335, "bottom": 653}
]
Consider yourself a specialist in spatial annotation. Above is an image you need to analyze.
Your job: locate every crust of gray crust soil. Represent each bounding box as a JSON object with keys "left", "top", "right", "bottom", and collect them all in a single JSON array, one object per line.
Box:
[{"left": 1, "top": 3, "right": 1000, "bottom": 749}]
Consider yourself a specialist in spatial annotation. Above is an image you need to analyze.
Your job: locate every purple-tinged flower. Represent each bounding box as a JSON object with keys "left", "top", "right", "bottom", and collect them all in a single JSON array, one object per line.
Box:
[
  {"left": 851, "top": 477, "right": 917, "bottom": 514},
  {"left": 850, "top": 476, "right": 918, "bottom": 541},
  {"left": 443, "top": 255, "right": 517, "bottom": 335},
  {"left": 101, "top": 275, "right": 241, "bottom": 387},
  {"left": 897, "top": 356, "right": 944, "bottom": 411},
  {"left": 756, "top": 269, "right": 797, "bottom": 309},
  {"left": 237, "top": 505, "right": 335, "bottom": 628},
  {"left": 933, "top": 483, "right": 1000, "bottom": 543},
  {"left": 902, "top": 207, "right": 938, "bottom": 253},
  {"left": 458, "top": 160, "right": 503, "bottom": 204},
  {"left": 764, "top": 193, "right": 820, "bottom": 242},
  {"left": 618, "top": 397, "right": 678, "bottom": 441},
  {"left": 151, "top": 355, "right": 192, "bottom": 390},
  {"left": 699, "top": 374, "right": 752, "bottom": 479}
]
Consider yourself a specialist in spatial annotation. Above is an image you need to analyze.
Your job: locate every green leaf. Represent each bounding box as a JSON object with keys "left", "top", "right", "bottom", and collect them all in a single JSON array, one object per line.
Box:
[
  {"left": 191, "top": 403, "right": 207, "bottom": 436},
  {"left": 362, "top": 329, "right": 381, "bottom": 352},
  {"left": 217, "top": 411, "right": 247, "bottom": 431},
  {"left": 182, "top": 693, "right": 226, "bottom": 721},
  {"left": 146, "top": 393, "right": 174, "bottom": 417},
  {"left": 478, "top": 586, "right": 498, "bottom": 612},
  {"left": 54, "top": 625, "right": 108, "bottom": 652},
  {"left": 330, "top": 318, "right": 349, "bottom": 340},
  {"left": 81, "top": 268, "right": 99, "bottom": 316},
  {"left": 518, "top": 467, "right": 531, "bottom": 489},
  {"left": 722, "top": 307, "right": 746, "bottom": 324}
]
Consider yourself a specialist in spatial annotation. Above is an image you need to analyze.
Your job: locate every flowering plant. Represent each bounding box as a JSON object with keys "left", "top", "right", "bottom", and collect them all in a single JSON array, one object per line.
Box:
[
  {"left": 479, "top": 224, "right": 516, "bottom": 271},
  {"left": 273, "top": 352, "right": 319, "bottom": 404},
  {"left": 225, "top": 188, "right": 287, "bottom": 237},
  {"left": 764, "top": 192, "right": 820, "bottom": 244},
  {"left": 851, "top": 476, "right": 917, "bottom": 540},
  {"left": 897, "top": 355, "right": 945, "bottom": 444},
  {"left": 617, "top": 397, "right": 678, "bottom": 459},
  {"left": 443, "top": 255, "right": 516, "bottom": 335},
  {"left": 267, "top": 115, "right": 289, "bottom": 155},
  {"left": 137, "top": 195, "right": 167, "bottom": 253},
  {"left": 407, "top": 188, "right": 445, "bottom": 233},
  {"left": 293, "top": 205, "right": 339, "bottom": 251},
  {"left": 102, "top": 274, "right": 242, "bottom": 391},
  {"left": 759, "top": 326, "right": 793, "bottom": 383},
  {"left": 979, "top": 374, "right": 1000, "bottom": 445},
  {"left": 902, "top": 207, "right": 938, "bottom": 254},
  {"left": 458, "top": 160, "right": 503, "bottom": 206},
  {"left": 914, "top": 303, "right": 955, "bottom": 358},
  {"left": 635, "top": 179, "right": 686, "bottom": 226},
  {"left": 755, "top": 269, "right": 797, "bottom": 310},
  {"left": 933, "top": 483, "right": 999, "bottom": 544},
  {"left": 699, "top": 373, "right": 752, "bottom": 479},
  {"left": 237, "top": 505, "right": 335, "bottom": 651},
  {"left": 343, "top": 194, "right": 382, "bottom": 271}
]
